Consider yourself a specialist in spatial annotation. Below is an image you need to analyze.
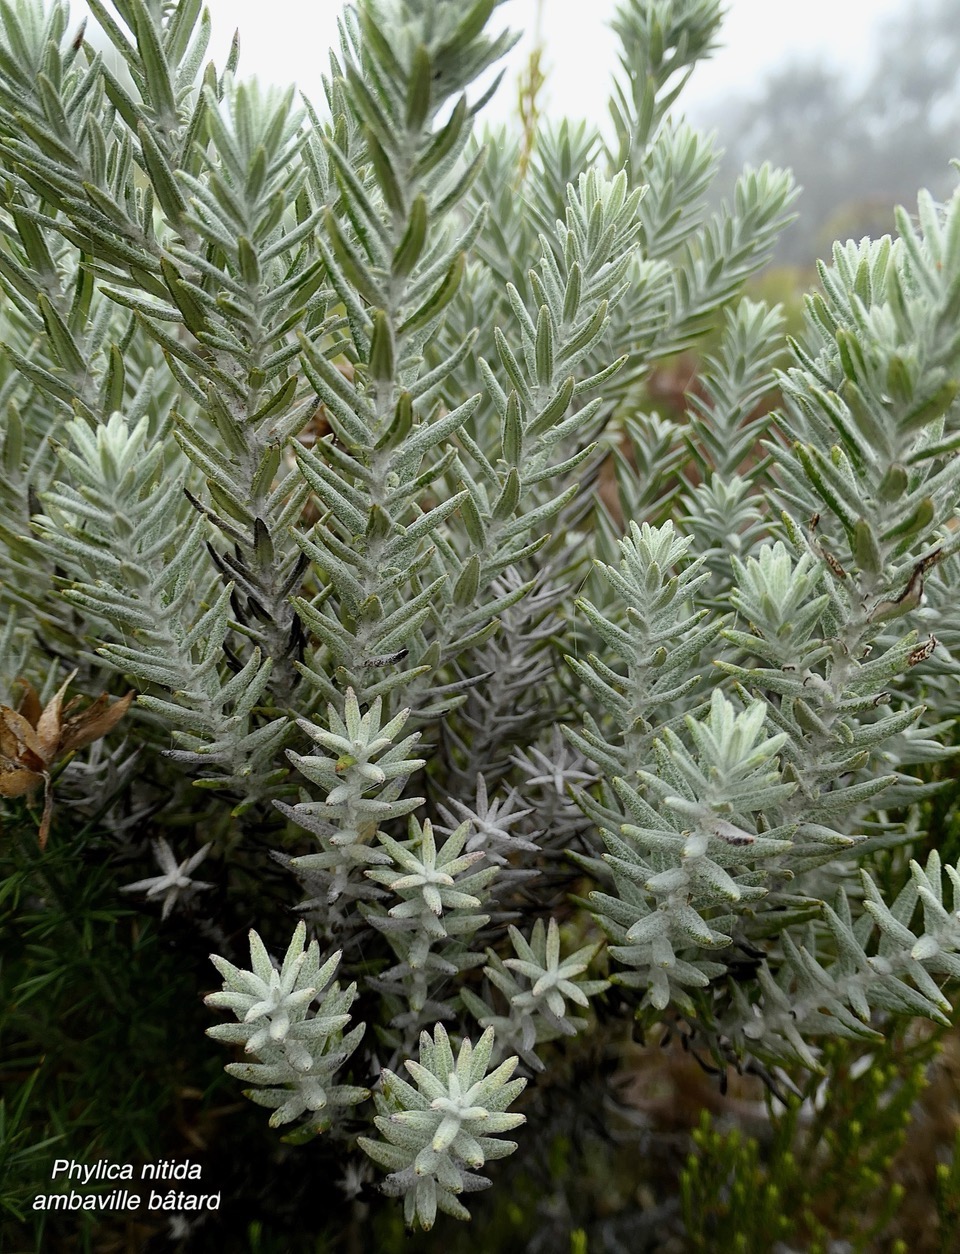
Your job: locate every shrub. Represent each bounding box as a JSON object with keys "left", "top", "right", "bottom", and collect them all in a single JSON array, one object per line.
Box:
[{"left": 3, "top": 0, "right": 960, "bottom": 1246}]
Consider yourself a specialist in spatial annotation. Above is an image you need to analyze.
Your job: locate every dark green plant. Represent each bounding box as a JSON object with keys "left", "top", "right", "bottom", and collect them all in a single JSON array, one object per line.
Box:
[{"left": 680, "top": 1027, "right": 938, "bottom": 1252}]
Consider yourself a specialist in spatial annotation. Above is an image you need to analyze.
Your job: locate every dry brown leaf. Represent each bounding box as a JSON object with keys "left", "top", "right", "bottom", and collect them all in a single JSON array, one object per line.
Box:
[
  {"left": 14, "top": 678, "right": 42, "bottom": 727},
  {"left": 37, "top": 777, "right": 55, "bottom": 852},
  {"left": 0, "top": 718, "right": 23, "bottom": 763},
  {"left": 34, "top": 669, "right": 76, "bottom": 762},
  {"left": 0, "top": 758, "right": 44, "bottom": 798},
  {"left": 61, "top": 690, "right": 135, "bottom": 753},
  {"left": 0, "top": 672, "right": 134, "bottom": 847},
  {"left": 0, "top": 706, "right": 46, "bottom": 764}
]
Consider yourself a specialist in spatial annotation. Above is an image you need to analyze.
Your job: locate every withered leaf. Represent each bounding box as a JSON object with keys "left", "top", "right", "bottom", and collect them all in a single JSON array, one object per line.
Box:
[
  {"left": 14, "top": 678, "right": 42, "bottom": 727},
  {"left": 0, "top": 758, "right": 44, "bottom": 798},
  {"left": 908, "top": 635, "right": 938, "bottom": 666},
  {"left": 35, "top": 670, "right": 78, "bottom": 763},
  {"left": 1, "top": 671, "right": 134, "bottom": 848},
  {"left": 0, "top": 706, "right": 46, "bottom": 765},
  {"left": 712, "top": 819, "right": 756, "bottom": 846},
  {"left": 61, "top": 690, "right": 135, "bottom": 753}
]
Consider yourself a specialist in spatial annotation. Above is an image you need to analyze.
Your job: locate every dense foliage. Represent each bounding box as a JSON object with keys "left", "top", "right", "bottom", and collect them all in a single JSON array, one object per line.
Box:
[{"left": 3, "top": 0, "right": 960, "bottom": 1249}]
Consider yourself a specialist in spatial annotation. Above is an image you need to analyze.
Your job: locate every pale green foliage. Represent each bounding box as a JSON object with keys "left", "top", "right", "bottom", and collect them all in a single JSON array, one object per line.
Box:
[
  {"left": 461, "top": 918, "right": 609, "bottom": 1071},
  {"left": 573, "top": 180, "right": 960, "bottom": 1067},
  {"left": 205, "top": 921, "right": 368, "bottom": 1131},
  {"left": 34, "top": 410, "right": 289, "bottom": 806},
  {"left": 685, "top": 298, "right": 787, "bottom": 477},
  {"left": 358, "top": 1022, "right": 526, "bottom": 1229},
  {"left": 280, "top": 689, "right": 426, "bottom": 892},
  {"left": 566, "top": 520, "right": 724, "bottom": 778},
  {"left": 725, "top": 849, "right": 960, "bottom": 1070},
  {"left": 120, "top": 836, "right": 213, "bottom": 918},
  {"left": 590, "top": 690, "right": 795, "bottom": 1011},
  {"left": 363, "top": 816, "right": 497, "bottom": 1036},
  {"left": 2, "top": 0, "right": 960, "bottom": 1234},
  {"left": 366, "top": 819, "right": 488, "bottom": 927}
]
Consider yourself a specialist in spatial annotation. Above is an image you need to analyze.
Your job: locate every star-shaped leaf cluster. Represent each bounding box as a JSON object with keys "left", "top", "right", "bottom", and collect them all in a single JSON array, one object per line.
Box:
[
  {"left": 206, "top": 922, "right": 368, "bottom": 1131},
  {"left": 359, "top": 1023, "right": 526, "bottom": 1229}
]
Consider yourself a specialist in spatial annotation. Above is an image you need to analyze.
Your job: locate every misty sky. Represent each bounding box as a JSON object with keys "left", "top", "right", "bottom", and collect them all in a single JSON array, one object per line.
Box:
[{"left": 68, "top": 0, "right": 912, "bottom": 127}]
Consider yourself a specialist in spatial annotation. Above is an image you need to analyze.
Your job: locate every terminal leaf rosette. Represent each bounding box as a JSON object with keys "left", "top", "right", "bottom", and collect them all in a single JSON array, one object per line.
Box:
[
  {"left": 358, "top": 1022, "right": 526, "bottom": 1229},
  {"left": 205, "top": 922, "right": 368, "bottom": 1133}
]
